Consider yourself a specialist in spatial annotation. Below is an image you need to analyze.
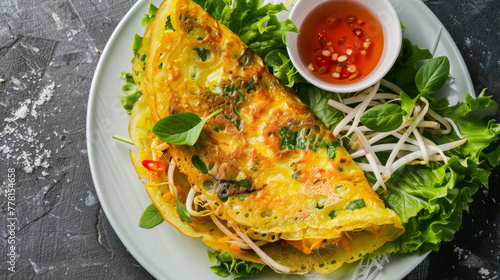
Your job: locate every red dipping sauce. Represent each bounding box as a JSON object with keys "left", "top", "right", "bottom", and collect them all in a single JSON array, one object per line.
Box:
[{"left": 297, "top": 1, "right": 384, "bottom": 85}]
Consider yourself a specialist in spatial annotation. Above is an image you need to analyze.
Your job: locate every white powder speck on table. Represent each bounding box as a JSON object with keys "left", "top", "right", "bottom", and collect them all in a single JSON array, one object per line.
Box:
[
  {"left": 479, "top": 268, "right": 491, "bottom": 276},
  {"left": 2, "top": 81, "right": 57, "bottom": 174},
  {"left": 5, "top": 104, "right": 29, "bottom": 123},
  {"left": 453, "top": 245, "right": 470, "bottom": 260}
]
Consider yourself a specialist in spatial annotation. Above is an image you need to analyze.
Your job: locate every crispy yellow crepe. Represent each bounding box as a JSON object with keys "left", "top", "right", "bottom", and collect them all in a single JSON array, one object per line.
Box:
[{"left": 129, "top": 0, "right": 404, "bottom": 274}]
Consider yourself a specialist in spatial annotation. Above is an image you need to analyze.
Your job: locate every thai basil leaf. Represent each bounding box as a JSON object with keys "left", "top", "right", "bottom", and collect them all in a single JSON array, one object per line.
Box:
[
  {"left": 360, "top": 103, "right": 404, "bottom": 132},
  {"left": 192, "top": 155, "right": 208, "bottom": 174},
  {"left": 152, "top": 108, "right": 223, "bottom": 146},
  {"left": 175, "top": 195, "right": 192, "bottom": 223},
  {"left": 139, "top": 204, "right": 163, "bottom": 228},
  {"left": 415, "top": 56, "right": 450, "bottom": 98}
]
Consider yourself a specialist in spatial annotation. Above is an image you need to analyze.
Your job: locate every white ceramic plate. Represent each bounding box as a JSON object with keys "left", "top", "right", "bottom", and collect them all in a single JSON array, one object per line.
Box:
[{"left": 86, "top": 0, "right": 474, "bottom": 279}]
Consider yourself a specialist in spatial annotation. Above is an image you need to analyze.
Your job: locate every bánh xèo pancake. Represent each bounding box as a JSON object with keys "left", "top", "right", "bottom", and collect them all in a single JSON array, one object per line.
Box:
[{"left": 129, "top": 0, "right": 404, "bottom": 274}]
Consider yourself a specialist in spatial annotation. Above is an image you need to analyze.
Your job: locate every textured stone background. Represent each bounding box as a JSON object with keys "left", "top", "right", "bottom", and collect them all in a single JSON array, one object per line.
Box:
[{"left": 0, "top": 0, "right": 499, "bottom": 279}]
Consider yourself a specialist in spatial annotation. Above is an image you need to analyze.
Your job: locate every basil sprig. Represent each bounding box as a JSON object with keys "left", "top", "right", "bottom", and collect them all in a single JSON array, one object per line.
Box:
[
  {"left": 360, "top": 57, "right": 450, "bottom": 132},
  {"left": 152, "top": 108, "right": 223, "bottom": 146},
  {"left": 175, "top": 195, "right": 192, "bottom": 223},
  {"left": 415, "top": 56, "right": 450, "bottom": 97},
  {"left": 138, "top": 198, "right": 192, "bottom": 227},
  {"left": 139, "top": 204, "right": 164, "bottom": 228}
]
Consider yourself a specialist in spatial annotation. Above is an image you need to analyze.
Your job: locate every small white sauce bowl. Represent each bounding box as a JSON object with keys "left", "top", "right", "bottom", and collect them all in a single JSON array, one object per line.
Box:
[{"left": 286, "top": 0, "right": 402, "bottom": 93}]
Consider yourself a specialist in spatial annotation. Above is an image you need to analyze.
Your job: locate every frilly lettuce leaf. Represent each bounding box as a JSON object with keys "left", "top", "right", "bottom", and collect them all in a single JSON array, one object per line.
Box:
[
  {"left": 131, "top": 33, "right": 143, "bottom": 58},
  {"left": 208, "top": 250, "right": 265, "bottom": 279},
  {"left": 378, "top": 92, "right": 500, "bottom": 255},
  {"left": 264, "top": 49, "right": 305, "bottom": 87},
  {"left": 431, "top": 93, "right": 500, "bottom": 160},
  {"left": 118, "top": 71, "right": 142, "bottom": 114},
  {"left": 121, "top": 1, "right": 156, "bottom": 114},
  {"left": 141, "top": 0, "right": 158, "bottom": 28},
  {"left": 379, "top": 159, "right": 476, "bottom": 254}
]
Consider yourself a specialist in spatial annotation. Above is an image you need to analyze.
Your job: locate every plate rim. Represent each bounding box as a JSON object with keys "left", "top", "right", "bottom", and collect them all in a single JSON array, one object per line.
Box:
[{"left": 86, "top": 0, "right": 169, "bottom": 279}]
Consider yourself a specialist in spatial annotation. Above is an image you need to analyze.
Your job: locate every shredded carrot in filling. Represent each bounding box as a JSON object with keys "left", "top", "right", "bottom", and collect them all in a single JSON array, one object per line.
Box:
[
  {"left": 162, "top": 192, "right": 173, "bottom": 202},
  {"left": 217, "top": 233, "right": 240, "bottom": 243},
  {"left": 287, "top": 240, "right": 313, "bottom": 255},
  {"left": 375, "top": 224, "right": 387, "bottom": 241},
  {"left": 161, "top": 186, "right": 181, "bottom": 202},
  {"left": 286, "top": 235, "right": 352, "bottom": 255},
  {"left": 309, "top": 238, "right": 324, "bottom": 251},
  {"left": 229, "top": 243, "right": 242, "bottom": 251},
  {"left": 339, "top": 233, "right": 350, "bottom": 251},
  {"left": 217, "top": 236, "right": 232, "bottom": 243}
]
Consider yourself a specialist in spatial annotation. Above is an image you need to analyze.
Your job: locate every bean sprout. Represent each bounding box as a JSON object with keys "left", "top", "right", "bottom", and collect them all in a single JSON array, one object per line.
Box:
[{"left": 234, "top": 229, "right": 293, "bottom": 274}]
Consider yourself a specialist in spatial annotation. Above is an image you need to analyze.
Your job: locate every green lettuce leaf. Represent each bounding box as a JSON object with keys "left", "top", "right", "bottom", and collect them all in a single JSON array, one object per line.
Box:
[
  {"left": 207, "top": 250, "right": 265, "bottom": 279},
  {"left": 131, "top": 34, "right": 143, "bottom": 57},
  {"left": 141, "top": 0, "right": 158, "bottom": 28},
  {"left": 264, "top": 49, "right": 305, "bottom": 87},
  {"left": 295, "top": 83, "right": 344, "bottom": 130},
  {"left": 430, "top": 93, "right": 500, "bottom": 166},
  {"left": 378, "top": 159, "right": 478, "bottom": 254},
  {"left": 120, "top": 0, "right": 156, "bottom": 114},
  {"left": 378, "top": 92, "right": 500, "bottom": 255},
  {"left": 118, "top": 71, "right": 142, "bottom": 114}
]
